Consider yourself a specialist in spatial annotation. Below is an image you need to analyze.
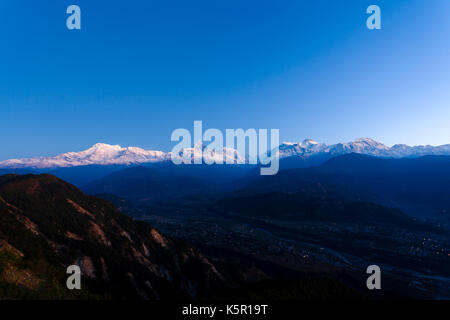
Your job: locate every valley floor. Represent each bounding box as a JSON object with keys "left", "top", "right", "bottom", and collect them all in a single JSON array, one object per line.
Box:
[{"left": 134, "top": 204, "right": 450, "bottom": 300}]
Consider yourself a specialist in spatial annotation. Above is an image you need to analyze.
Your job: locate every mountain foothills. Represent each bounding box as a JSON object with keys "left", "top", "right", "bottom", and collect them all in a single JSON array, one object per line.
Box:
[
  {"left": 245, "top": 154, "right": 450, "bottom": 218},
  {"left": 0, "top": 174, "right": 366, "bottom": 300},
  {"left": 81, "top": 154, "right": 450, "bottom": 221},
  {"left": 0, "top": 174, "right": 226, "bottom": 299},
  {"left": 1, "top": 139, "right": 450, "bottom": 300},
  {"left": 1, "top": 138, "right": 450, "bottom": 169},
  {"left": 83, "top": 166, "right": 208, "bottom": 206}
]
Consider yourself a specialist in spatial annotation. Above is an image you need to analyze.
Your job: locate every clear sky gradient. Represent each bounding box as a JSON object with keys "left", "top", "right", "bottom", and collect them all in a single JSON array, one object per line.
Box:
[{"left": 1, "top": 0, "right": 449, "bottom": 160}]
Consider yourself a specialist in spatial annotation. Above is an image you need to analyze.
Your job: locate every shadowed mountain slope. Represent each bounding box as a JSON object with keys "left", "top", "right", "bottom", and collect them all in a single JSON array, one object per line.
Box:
[
  {"left": 243, "top": 154, "right": 450, "bottom": 219},
  {"left": 0, "top": 174, "right": 224, "bottom": 299}
]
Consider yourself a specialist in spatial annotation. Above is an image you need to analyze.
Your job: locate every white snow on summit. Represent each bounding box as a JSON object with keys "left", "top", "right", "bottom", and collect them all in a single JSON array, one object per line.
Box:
[
  {"left": 0, "top": 143, "right": 167, "bottom": 169},
  {"left": 1, "top": 139, "right": 449, "bottom": 169},
  {"left": 170, "top": 141, "right": 245, "bottom": 164},
  {"left": 278, "top": 138, "right": 450, "bottom": 159}
]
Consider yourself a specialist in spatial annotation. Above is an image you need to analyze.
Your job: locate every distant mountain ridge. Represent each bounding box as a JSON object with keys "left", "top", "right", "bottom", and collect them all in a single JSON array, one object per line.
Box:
[
  {"left": 244, "top": 153, "right": 450, "bottom": 219},
  {"left": 0, "top": 143, "right": 167, "bottom": 169},
  {"left": 1, "top": 139, "right": 450, "bottom": 169},
  {"left": 278, "top": 138, "right": 450, "bottom": 159}
]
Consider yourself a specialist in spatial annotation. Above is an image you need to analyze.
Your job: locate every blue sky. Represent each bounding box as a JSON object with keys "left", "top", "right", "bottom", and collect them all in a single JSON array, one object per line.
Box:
[{"left": 1, "top": 0, "right": 449, "bottom": 160}]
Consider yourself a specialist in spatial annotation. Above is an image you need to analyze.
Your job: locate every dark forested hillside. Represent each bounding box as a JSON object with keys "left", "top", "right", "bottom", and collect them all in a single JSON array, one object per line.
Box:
[
  {"left": 243, "top": 154, "right": 450, "bottom": 219},
  {"left": 0, "top": 174, "right": 225, "bottom": 299}
]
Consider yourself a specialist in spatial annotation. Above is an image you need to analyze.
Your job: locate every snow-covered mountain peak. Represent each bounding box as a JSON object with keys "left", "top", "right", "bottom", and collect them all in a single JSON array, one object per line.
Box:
[
  {"left": 75, "top": 143, "right": 124, "bottom": 158},
  {"left": 301, "top": 138, "right": 319, "bottom": 145},
  {"left": 279, "top": 138, "right": 450, "bottom": 159},
  {"left": 0, "top": 139, "right": 449, "bottom": 169},
  {"left": 89, "top": 143, "right": 122, "bottom": 151},
  {"left": 297, "top": 139, "right": 320, "bottom": 149},
  {"left": 0, "top": 143, "right": 167, "bottom": 169},
  {"left": 352, "top": 138, "right": 388, "bottom": 149},
  {"left": 281, "top": 141, "right": 296, "bottom": 146}
]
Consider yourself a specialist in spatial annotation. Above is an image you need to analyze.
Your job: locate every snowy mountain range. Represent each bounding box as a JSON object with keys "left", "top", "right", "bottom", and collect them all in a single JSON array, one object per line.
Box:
[
  {"left": 0, "top": 143, "right": 167, "bottom": 169},
  {"left": 1, "top": 138, "right": 449, "bottom": 169},
  {"left": 279, "top": 138, "right": 450, "bottom": 158}
]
